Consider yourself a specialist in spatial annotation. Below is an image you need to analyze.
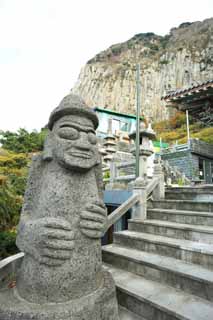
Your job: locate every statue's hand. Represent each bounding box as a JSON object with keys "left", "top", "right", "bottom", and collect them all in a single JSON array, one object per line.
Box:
[
  {"left": 80, "top": 200, "right": 107, "bottom": 239},
  {"left": 17, "top": 218, "right": 75, "bottom": 266}
]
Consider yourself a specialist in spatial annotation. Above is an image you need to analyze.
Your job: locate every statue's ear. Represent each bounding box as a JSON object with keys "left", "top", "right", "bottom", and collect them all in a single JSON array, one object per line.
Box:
[
  {"left": 96, "top": 151, "right": 101, "bottom": 165},
  {"left": 94, "top": 155, "right": 104, "bottom": 200},
  {"left": 43, "top": 131, "right": 53, "bottom": 161}
]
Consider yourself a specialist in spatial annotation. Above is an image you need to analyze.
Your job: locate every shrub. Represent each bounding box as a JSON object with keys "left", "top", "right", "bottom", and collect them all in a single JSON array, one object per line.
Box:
[
  {"left": 0, "top": 231, "right": 19, "bottom": 259},
  {"left": 0, "top": 150, "right": 29, "bottom": 233},
  {"left": 0, "top": 179, "right": 23, "bottom": 231}
]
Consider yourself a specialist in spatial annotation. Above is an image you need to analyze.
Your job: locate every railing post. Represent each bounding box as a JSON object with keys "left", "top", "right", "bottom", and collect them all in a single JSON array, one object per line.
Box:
[
  {"left": 152, "top": 157, "right": 165, "bottom": 200},
  {"left": 132, "top": 177, "right": 147, "bottom": 220},
  {"left": 110, "top": 160, "right": 117, "bottom": 184}
]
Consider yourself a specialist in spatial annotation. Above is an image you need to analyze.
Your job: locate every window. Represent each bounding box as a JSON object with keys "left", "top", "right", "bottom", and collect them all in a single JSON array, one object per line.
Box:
[
  {"left": 120, "top": 121, "right": 128, "bottom": 132},
  {"left": 111, "top": 119, "right": 120, "bottom": 133},
  {"left": 111, "top": 119, "right": 129, "bottom": 133}
]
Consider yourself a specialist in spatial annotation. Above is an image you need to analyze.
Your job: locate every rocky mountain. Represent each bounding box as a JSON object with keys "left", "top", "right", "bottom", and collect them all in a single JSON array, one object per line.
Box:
[{"left": 71, "top": 18, "right": 213, "bottom": 122}]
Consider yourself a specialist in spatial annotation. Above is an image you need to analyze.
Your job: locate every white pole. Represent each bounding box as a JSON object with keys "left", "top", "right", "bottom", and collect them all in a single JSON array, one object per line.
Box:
[
  {"left": 160, "top": 137, "right": 162, "bottom": 152},
  {"left": 186, "top": 110, "right": 190, "bottom": 144}
]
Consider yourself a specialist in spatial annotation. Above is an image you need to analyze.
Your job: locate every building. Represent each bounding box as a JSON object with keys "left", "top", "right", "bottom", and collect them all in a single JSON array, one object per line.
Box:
[
  {"left": 94, "top": 107, "right": 141, "bottom": 137},
  {"left": 162, "top": 80, "right": 213, "bottom": 126},
  {"left": 161, "top": 139, "right": 213, "bottom": 184},
  {"left": 94, "top": 106, "right": 168, "bottom": 166},
  {"left": 161, "top": 80, "right": 213, "bottom": 184}
]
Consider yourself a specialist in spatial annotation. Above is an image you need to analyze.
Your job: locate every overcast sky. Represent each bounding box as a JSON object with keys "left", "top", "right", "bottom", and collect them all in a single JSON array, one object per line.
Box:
[{"left": 0, "top": 0, "right": 212, "bottom": 132}]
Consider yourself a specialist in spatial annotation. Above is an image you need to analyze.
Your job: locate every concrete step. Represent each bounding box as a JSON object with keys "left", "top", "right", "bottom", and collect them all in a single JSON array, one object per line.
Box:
[
  {"left": 119, "top": 306, "right": 144, "bottom": 320},
  {"left": 147, "top": 208, "right": 213, "bottom": 226},
  {"left": 150, "top": 200, "right": 213, "bottom": 212},
  {"left": 102, "top": 244, "right": 213, "bottom": 301},
  {"left": 128, "top": 219, "right": 213, "bottom": 243},
  {"left": 165, "top": 186, "right": 213, "bottom": 201},
  {"left": 114, "top": 230, "right": 213, "bottom": 269},
  {"left": 104, "top": 264, "right": 213, "bottom": 320}
]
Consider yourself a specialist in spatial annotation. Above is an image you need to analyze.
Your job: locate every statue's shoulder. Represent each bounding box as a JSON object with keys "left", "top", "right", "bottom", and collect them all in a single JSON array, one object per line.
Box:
[
  {"left": 30, "top": 153, "right": 44, "bottom": 167},
  {"left": 22, "top": 153, "right": 45, "bottom": 213},
  {"left": 28, "top": 153, "right": 46, "bottom": 177}
]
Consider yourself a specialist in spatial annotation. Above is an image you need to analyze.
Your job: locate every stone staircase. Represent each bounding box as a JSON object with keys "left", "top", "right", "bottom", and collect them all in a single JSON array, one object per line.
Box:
[{"left": 102, "top": 186, "right": 213, "bottom": 320}]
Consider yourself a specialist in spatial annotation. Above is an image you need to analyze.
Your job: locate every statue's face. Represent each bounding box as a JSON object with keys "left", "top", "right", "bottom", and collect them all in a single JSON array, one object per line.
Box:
[{"left": 51, "top": 115, "right": 99, "bottom": 171}]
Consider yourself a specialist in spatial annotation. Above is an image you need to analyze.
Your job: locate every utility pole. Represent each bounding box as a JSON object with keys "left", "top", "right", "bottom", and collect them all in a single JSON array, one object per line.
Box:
[{"left": 136, "top": 64, "right": 141, "bottom": 178}]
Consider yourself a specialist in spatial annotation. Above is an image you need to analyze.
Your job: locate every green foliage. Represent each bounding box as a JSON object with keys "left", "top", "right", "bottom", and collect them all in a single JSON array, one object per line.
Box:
[
  {"left": 160, "top": 60, "right": 169, "bottom": 65},
  {"left": 0, "top": 181, "right": 22, "bottom": 231},
  {"left": 178, "top": 22, "right": 192, "bottom": 29},
  {"left": 149, "top": 44, "right": 159, "bottom": 51},
  {"left": 103, "top": 171, "right": 110, "bottom": 179},
  {"left": 154, "top": 112, "right": 186, "bottom": 133},
  {"left": 0, "top": 153, "right": 28, "bottom": 169},
  {"left": 132, "top": 33, "right": 156, "bottom": 42},
  {"left": 111, "top": 45, "right": 122, "bottom": 56},
  {"left": 179, "top": 127, "right": 213, "bottom": 144},
  {"left": 177, "top": 178, "right": 185, "bottom": 186},
  {"left": 0, "top": 150, "right": 29, "bottom": 231},
  {"left": 160, "top": 34, "right": 171, "bottom": 49},
  {"left": 0, "top": 128, "right": 47, "bottom": 153},
  {"left": 154, "top": 111, "right": 212, "bottom": 145},
  {"left": 0, "top": 128, "right": 47, "bottom": 258},
  {"left": 0, "top": 231, "right": 18, "bottom": 259}
]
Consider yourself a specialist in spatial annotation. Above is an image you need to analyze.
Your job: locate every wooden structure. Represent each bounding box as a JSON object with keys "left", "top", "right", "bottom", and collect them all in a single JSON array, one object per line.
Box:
[{"left": 162, "top": 80, "right": 213, "bottom": 126}]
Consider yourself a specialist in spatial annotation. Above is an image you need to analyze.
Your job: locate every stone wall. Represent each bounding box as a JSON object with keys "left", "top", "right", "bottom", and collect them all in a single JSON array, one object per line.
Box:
[
  {"left": 161, "top": 150, "right": 199, "bottom": 181},
  {"left": 190, "top": 139, "right": 213, "bottom": 159}
]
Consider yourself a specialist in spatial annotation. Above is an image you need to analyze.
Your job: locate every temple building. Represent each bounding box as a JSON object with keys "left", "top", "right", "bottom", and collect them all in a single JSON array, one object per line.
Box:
[{"left": 162, "top": 80, "right": 213, "bottom": 126}]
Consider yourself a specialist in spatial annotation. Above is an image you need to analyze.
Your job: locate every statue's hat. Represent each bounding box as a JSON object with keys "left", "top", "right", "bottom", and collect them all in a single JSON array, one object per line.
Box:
[{"left": 48, "top": 94, "right": 99, "bottom": 130}]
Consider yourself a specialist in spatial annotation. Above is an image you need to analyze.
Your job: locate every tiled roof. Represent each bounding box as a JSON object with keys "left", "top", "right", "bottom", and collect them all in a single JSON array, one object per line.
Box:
[{"left": 161, "top": 80, "right": 213, "bottom": 100}]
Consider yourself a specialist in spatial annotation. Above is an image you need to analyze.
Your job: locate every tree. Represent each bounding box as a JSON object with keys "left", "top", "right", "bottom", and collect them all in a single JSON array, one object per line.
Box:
[
  {"left": 0, "top": 150, "right": 29, "bottom": 258},
  {"left": 0, "top": 128, "right": 47, "bottom": 258},
  {"left": 0, "top": 128, "right": 47, "bottom": 153},
  {"left": 0, "top": 150, "right": 29, "bottom": 231}
]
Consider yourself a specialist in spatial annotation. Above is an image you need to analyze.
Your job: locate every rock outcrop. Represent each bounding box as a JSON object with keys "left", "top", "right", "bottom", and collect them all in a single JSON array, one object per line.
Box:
[{"left": 72, "top": 18, "right": 213, "bottom": 122}]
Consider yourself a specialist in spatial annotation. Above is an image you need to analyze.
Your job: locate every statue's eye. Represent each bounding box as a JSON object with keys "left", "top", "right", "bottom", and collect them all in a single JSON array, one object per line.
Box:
[
  {"left": 58, "top": 127, "right": 79, "bottom": 140},
  {"left": 88, "top": 132, "right": 97, "bottom": 145}
]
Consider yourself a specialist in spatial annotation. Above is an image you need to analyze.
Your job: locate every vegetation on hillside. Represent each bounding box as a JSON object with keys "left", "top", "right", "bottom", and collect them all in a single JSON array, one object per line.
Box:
[
  {"left": 153, "top": 112, "right": 213, "bottom": 145},
  {"left": 0, "top": 128, "right": 46, "bottom": 259}
]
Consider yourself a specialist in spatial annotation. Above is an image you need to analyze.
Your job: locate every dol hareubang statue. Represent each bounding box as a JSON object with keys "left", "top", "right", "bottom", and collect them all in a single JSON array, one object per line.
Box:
[{"left": 0, "top": 94, "right": 119, "bottom": 320}]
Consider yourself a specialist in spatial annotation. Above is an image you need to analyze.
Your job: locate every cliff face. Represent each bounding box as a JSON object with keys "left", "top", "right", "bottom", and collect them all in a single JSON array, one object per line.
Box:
[{"left": 71, "top": 18, "right": 213, "bottom": 122}]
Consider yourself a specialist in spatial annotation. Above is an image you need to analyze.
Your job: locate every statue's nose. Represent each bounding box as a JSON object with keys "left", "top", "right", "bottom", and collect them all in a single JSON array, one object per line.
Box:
[{"left": 77, "top": 132, "right": 91, "bottom": 150}]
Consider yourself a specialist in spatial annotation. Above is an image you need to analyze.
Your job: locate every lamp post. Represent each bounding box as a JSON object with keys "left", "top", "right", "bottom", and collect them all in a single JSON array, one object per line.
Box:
[{"left": 136, "top": 63, "right": 141, "bottom": 178}]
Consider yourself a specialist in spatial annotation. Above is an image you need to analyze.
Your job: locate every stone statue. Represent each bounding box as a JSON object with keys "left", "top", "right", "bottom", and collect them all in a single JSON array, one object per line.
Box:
[{"left": 0, "top": 94, "right": 119, "bottom": 320}]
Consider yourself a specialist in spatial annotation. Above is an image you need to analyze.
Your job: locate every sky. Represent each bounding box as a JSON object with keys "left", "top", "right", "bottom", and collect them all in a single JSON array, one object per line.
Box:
[{"left": 0, "top": 0, "right": 212, "bottom": 132}]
